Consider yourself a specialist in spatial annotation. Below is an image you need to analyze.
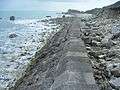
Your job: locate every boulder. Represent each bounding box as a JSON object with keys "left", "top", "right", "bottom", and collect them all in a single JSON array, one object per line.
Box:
[
  {"left": 101, "top": 39, "right": 114, "bottom": 49},
  {"left": 101, "top": 34, "right": 113, "bottom": 44},
  {"left": 109, "top": 78, "right": 120, "bottom": 89},
  {"left": 91, "top": 40, "right": 101, "bottom": 46},
  {"left": 10, "top": 16, "right": 15, "bottom": 21},
  {"left": 62, "top": 15, "right": 65, "bottom": 18},
  {"left": 82, "top": 37, "right": 92, "bottom": 44},
  {"left": 88, "top": 51, "right": 99, "bottom": 59},
  {"left": 106, "top": 51, "right": 116, "bottom": 58},
  {"left": 46, "top": 16, "right": 51, "bottom": 18},
  {"left": 111, "top": 68, "right": 120, "bottom": 77},
  {"left": 111, "top": 32, "right": 120, "bottom": 40},
  {"left": 9, "top": 33, "right": 17, "bottom": 38},
  {"left": 86, "top": 47, "right": 92, "bottom": 51}
]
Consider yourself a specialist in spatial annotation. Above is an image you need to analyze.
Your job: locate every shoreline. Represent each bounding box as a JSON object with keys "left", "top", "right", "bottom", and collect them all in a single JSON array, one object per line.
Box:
[
  {"left": 9, "top": 11, "right": 120, "bottom": 90},
  {"left": 7, "top": 16, "right": 73, "bottom": 90},
  {"left": 0, "top": 15, "right": 62, "bottom": 89},
  {"left": 9, "top": 16, "right": 75, "bottom": 90},
  {"left": 1, "top": 1, "right": 120, "bottom": 89},
  {"left": 9, "top": 14, "right": 99, "bottom": 90}
]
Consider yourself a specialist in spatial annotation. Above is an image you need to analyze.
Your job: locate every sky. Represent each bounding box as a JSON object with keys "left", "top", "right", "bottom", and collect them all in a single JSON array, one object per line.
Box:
[{"left": 0, "top": 0, "right": 119, "bottom": 11}]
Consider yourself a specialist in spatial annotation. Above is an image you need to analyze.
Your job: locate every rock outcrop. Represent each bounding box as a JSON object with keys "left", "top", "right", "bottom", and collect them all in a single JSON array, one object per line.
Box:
[
  {"left": 97, "top": 1, "right": 120, "bottom": 18},
  {"left": 9, "top": 33, "right": 17, "bottom": 38},
  {"left": 66, "top": 9, "right": 82, "bottom": 14},
  {"left": 85, "top": 1, "right": 120, "bottom": 18},
  {"left": 10, "top": 16, "right": 15, "bottom": 21}
]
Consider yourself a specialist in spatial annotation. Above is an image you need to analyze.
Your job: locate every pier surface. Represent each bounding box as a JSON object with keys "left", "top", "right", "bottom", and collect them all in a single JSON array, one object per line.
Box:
[{"left": 12, "top": 18, "right": 99, "bottom": 90}]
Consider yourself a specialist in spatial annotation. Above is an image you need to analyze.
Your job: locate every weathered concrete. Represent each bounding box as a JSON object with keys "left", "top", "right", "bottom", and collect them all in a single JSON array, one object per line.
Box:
[{"left": 11, "top": 18, "right": 99, "bottom": 90}]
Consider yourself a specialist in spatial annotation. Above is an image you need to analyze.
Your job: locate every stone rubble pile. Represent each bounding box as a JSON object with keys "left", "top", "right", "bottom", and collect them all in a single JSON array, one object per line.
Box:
[{"left": 81, "top": 16, "right": 120, "bottom": 89}]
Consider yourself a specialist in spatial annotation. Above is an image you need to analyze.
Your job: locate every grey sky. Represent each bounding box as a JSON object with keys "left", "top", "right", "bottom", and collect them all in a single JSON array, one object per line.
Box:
[{"left": 0, "top": 0, "right": 119, "bottom": 11}]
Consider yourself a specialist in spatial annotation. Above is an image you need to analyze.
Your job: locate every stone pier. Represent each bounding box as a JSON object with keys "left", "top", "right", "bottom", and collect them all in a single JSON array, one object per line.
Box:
[{"left": 11, "top": 18, "right": 99, "bottom": 90}]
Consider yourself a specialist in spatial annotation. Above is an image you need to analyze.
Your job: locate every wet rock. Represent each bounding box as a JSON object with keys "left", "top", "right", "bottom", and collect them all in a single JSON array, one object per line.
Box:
[
  {"left": 41, "top": 19, "right": 49, "bottom": 22},
  {"left": 0, "top": 77, "right": 10, "bottom": 81},
  {"left": 62, "top": 15, "right": 65, "bottom": 18},
  {"left": 46, "top": 16, "right": 51, "bottom": 18},
  {"left": 109, "top": 78, "right": 120, "bottom": 89},
  {"left": 20, "top": 52, "right": 28, "bottom": 56},
  {"left": 10, "top": 16, "right": 15, "bottom": 21},
  {"left": 32, "top": 39, "right": 35, "bottom": 42},
  {"left": 9, "top": 33, "right": 18, "bottom": 38}
]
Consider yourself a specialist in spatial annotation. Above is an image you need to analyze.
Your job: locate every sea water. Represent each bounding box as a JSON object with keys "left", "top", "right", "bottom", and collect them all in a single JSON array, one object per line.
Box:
[{"left": 0, "top": 10, "right": 61, "bottom": 89}]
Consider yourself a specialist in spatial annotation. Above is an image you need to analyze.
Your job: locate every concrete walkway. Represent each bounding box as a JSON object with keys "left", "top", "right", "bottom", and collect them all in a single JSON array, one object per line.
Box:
[{"left": 12, "top": 18, "right": 99, "bottom": 90}]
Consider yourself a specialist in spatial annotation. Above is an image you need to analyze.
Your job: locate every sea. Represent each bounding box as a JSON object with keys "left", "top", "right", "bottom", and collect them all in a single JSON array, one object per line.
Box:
[{"left": 0, "top": 10, "right": 61, "bottom": 89}]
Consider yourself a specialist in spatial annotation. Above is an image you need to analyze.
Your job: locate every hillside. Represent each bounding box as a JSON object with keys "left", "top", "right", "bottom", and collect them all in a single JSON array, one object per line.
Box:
[{"left": 85, "top": 1, "right": 120, "bottom": 18}]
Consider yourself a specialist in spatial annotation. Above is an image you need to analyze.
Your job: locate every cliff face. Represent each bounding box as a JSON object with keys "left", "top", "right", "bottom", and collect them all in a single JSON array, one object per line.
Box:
[
  {"left": 65, "top": 9, "right": 84, "bottom": 15},
  {"left": 107, "top": 1, "right": 120, "bottom": 9},
  {"left": 97, "top": 1, "right": 120, "bottom": 18},
  {"left": 85, "top": 8, "right": 101, "bottom": 15},
  {"left": 85, "top": 1, "right": 120, "bottom": 18}
]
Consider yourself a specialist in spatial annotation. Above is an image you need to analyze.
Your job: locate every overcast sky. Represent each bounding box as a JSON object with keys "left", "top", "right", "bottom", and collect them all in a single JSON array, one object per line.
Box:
[{"left": 0, "top": 0, "right": 119, "bottom": 11}]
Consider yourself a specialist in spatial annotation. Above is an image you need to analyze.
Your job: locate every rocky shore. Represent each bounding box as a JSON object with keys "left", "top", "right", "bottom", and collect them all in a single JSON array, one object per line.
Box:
[
  {"left": 8, "top": 1, "right": 120, "bottom": 90},
  {"left": 0, "top": 15, "right": 62, "bottom": 89},
  {"left": 81, "top": 1, "right": 120, "bottom": 89},
  {"left": 9, "top": 16, "right": 75, "bottom": 90},
  {"left": 9, "top": 14, "right": 100, "bottom": 90}
]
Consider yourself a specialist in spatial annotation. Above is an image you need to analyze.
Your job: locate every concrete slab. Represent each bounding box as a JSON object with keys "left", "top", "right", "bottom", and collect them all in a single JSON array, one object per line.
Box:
[
  {"left": 66, "top": 51, "right": 88, "bottom": 57},
  {"left": 55, "top": 56, "right": 93, "bottom": 77},
  {"left": 52, "top": 84, "right": 99, "bottom": 90},
  {"left": 51, "top": 71, "right": 99, "bottom": 90}
]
